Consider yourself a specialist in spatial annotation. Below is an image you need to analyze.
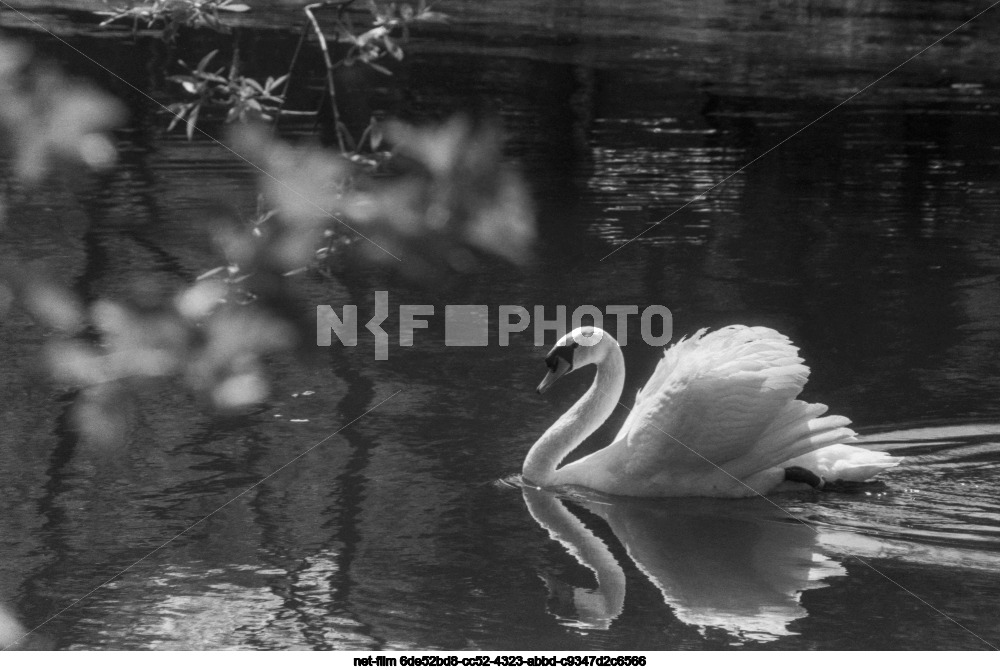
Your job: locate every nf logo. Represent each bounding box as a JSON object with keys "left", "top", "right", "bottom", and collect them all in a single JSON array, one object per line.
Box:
[{"left": 317, "top": 292, "right": 672, "bottom": 360}]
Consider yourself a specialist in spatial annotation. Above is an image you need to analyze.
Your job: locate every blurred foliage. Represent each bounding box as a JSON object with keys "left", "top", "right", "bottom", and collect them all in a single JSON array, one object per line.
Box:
[
  {"left": 233, "top": 117, "right": 535, "bottom": 276},
  {"left": 344, "top": 117, "right": 535, "bottom": 271},
  {"left": 0, "top": 40, "right": 125, "bottom": 181},
  {"left": 0, "top": 602, "right": 26, "bottom": 650},
  {"left": 98, "top": 0, "right": 251, "bottom": 41},
  {"left": 0, "top": 9, "right": 535, "bottom": 451}
]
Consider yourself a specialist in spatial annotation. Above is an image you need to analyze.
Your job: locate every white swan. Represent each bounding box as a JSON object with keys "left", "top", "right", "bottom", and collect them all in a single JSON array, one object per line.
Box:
[{"left": 525, "top": 325, "right": 901, "bottom": 497}]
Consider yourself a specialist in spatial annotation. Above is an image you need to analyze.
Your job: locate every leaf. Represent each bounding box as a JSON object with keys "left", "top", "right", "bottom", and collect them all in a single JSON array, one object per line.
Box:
[
  {"left": 243, "top": 77, "right": 265, "bottom": 94},
  {"left": 176, "top": 279, "right": 227, "bottom": 321},
  {"left": 366, "top": 61, "right": 393, "bottom": 76},
  {"left": 167, "top": 105, "right": 187, "bottom": 132},
  {"left": 167, "top": 103, "right": 193, "bottom": 131},
  {"left": 186, "top": 104, "right": 200, "bottom": 140},
  {"left": 201, "top": 72, "right": 229, "bottom": 84},
  {"left": 384, "top": 36, "right": 404, "bottom": 61},
  {"left": 196, "top": 266, "right": 228, "bottom": 281},
  {"left": 203, "top": 13, "right": 222, "bottom": 30},
  {"left": 22, "top": 280, "right": 86, "bottom": 335},
  {"left": 357, "top": 26, "right": 389, "bottom": 46},
  {"left": 212, "top": 373, "right": 268, "bottom": 410},
  {"left": 45, "top": 340, "right": 107, "bottom": 386},
  {"left": 197, "top": 49, "right": 220, "bottom": 73},
  {"left": 98, "top": 13, "right": 127, "bottom": 27},
  {"left": 266, "top": 73, "right": 289, "bottom": 92},
  {"left": 416, "top": 10, "right": 449, "bottom": 23}
]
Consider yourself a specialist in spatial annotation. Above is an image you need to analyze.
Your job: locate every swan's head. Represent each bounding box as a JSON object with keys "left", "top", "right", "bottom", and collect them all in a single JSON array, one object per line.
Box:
[{"left": 537, "top": 326, "right": 610, "bottom": 394}]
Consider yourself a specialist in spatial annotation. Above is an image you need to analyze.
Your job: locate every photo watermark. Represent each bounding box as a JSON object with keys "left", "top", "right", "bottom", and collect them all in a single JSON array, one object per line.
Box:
[{"left": 317, "top": 292, "right": 673, "bottom": 359}]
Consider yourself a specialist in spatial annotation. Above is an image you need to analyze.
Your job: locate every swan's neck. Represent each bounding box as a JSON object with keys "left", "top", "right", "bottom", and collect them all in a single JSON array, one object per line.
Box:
[
  {"left": 522, "top": 488, "right": 625, "bottom": 627},
  {"left": 524, "top": 340, "right": 625, "bottom": 486}
]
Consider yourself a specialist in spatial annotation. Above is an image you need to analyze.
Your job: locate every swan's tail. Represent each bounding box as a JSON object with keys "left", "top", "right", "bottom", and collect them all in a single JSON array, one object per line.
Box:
[
  {"left": 725, "top": 400, "right": 857, "bottom": 478},
  {"left": 783, "top": 444, "right": 902, "bottom": 483}
]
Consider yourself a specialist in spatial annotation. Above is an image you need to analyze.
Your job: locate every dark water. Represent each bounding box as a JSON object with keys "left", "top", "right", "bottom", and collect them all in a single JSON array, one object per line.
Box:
[{"left": 2, "top": 0, "right": 1000, "bottom": 651}]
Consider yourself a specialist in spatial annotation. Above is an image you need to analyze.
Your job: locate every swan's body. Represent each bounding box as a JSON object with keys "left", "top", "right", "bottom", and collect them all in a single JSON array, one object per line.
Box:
[{"left": 525, "top": 325, "right": 901, "bottom": 498}]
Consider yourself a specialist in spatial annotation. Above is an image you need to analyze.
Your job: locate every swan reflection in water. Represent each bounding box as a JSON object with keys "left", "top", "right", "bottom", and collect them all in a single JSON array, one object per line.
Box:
[{"left": 522, "top": 486, "right": 844, "bottom": 641}]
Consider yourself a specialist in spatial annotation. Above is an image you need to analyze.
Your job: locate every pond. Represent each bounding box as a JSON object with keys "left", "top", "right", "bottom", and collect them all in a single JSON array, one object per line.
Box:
[{"left": 1, "top": 0, "right": 999, "bottom": 651}]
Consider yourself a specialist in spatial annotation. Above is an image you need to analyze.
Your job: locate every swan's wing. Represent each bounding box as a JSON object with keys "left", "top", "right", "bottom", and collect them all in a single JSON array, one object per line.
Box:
[
  {"left": 619, "top": 326, "right": 848, "bottom": 477},
  {"left": 612, "top": 328, "right": 708, "bottom": 444}
]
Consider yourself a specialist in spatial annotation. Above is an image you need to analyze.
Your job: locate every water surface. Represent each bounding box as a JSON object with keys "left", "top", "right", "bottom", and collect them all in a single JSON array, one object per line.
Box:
[{"left": 1, "top": 0, "right": 999, "bottom": 650}]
